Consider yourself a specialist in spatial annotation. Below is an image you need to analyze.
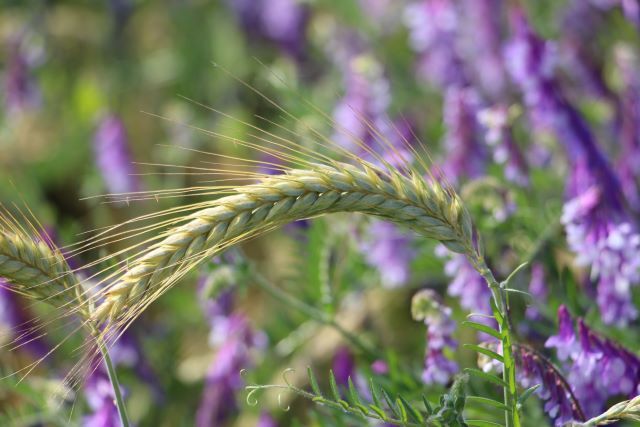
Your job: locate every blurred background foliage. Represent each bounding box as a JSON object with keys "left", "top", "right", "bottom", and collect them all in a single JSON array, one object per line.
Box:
[{"left": 1, "top": 0, "right": 640, "bottom": 426}]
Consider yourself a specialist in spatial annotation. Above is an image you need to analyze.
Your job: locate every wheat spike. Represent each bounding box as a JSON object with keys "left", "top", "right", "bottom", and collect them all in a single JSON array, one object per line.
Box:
[
  {"left": 93, "top": 161, "right": 477, "bottom": 326},
  {"left": 0, "top": 228, "right": 82, "bottom": 311}
]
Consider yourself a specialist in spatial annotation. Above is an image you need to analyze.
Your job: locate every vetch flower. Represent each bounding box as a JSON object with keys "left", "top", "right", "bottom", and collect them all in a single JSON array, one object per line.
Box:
[
  {"left": 94, "top": 115, "right": 140, "bottom": 196},
  {"left": 196, "top": 270, "right": 266, "bottom": 426},
  {"left": 546, "top": 306, "right": 640, "bottom": 417},
  {"left": 359, "top": 221, "right": 415, "bottom": 288},
  {"left": 507, "top": 10, "right": 640, "bottom": 326},
  {"left": 226, "top": 0, "right": 309, "bottom": 63},
  {"left": 515, "top": 345, "right": 584, "bottom": 426},
  {"left": 3, "top": 36, "right": 41, "bottom": 115},
  {"left": 411, "top": 289, "right": 458, "bottom": 385}
]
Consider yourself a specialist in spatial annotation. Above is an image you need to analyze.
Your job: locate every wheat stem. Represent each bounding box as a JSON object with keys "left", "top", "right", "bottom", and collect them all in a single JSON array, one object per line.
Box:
[{"left": 92, "top": 162, "right": 476, "bottom": 326}]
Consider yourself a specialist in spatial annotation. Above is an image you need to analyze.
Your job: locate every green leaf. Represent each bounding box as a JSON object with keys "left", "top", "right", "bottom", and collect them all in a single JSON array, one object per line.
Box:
[
  {"left": 381, "top": 388, "right": 399, "bottom": 418},
  {"left": 517, "top": 384, "right": 541, "bottom": 407},
  {"left": 422, "top": 395, "right": 434, "bottom": 415},
  {"left": 329, "top": 370, "right": 341, "bottom": 401},
  {"left": 369, "top": 378, "right": 383, "bottom": 409},
  {"left": 465, "top": 420, "right": 504, "bottom": 427},
  {"left": 347, "top": 377, "right": 362, "bottom": 406},
  {"left": 463, "top": 368, "right": 507, "bottom": 388},
  {"left": 368, "top": 404, "right": 387, "bottom": 421},
  {"left": 308, "top": 367, "right": 323, "bottom": 397},
  {"left": 398, "top": 396, "right": 424, "bottom": 423},
  {"left": 466, "top": 396, "right": 511, "bottom": 411},
  {"left": 462, "top": 321, "right": 501, "bottom": 340},
  {"left": 463, "top": 344, "right": 504, "bottom": 363},
  {"left": 501, "top": 262, "right": 529, "bottom": 288},
  {"left": 395, "top": 398, "right": 408, "bottom": 422}
]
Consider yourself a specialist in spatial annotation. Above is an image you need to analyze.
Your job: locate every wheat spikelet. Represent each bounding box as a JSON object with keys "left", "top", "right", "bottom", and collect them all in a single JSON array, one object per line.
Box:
[
  {"left": 92, "top": 161, "right": 477, "bottom": 326},
  {"left": 0, "top": 219, "right": 83, "bottom": 312}
]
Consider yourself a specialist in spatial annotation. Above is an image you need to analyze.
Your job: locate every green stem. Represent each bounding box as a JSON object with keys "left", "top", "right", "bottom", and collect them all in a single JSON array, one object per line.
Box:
[
  {"left": 96, "top": 334, "right": 130, "bottom": 427},
  {"left": 247, "top": 263, "right": 381, "bottom": 361},
  {"left": 473, "top": 259, "right": 521, "bottom": 427}
]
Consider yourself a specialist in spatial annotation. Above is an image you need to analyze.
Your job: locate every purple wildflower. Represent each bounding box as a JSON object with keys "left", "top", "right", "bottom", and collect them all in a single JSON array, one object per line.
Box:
[
  {"left": 83, "top": 358, "right": 124, "bottom": 427},
  {"left": 359, "top": 221, "right": 415, "bottom": 288},
  {"left": 436, "top": 246, "right": 492, "bottom": 317},
  {"left": 404, "top": 0, "right": 467, "bottom": 88},
  {"left": 546, "top": 306, "right": 640, "bottom": 417},
  {"left": 525, "top": 263, "right": 548, "bottom": 320},
  {"left": 615, "top": 45, "right": 640, "bottom": 209},
  {"left": 411, "top": 289, "right": 458, "bottom": 385},
  {"left": 257, "top": 412, "right": 279, "bottom": 427},
  {"left": 0, "top": 282, "right": 48, "bottom": 358},
  {"left": 3, "top": 37, "right": 41, "bottom": 114},
  {"left": 478, "top": 105, "right": 529, "bottom": 186},
  {"left": 331, "top": 346, "right": 370, "bottom": 400},
  {"left": 507, "top": 10, "right": 640, "bottom": 326},
  {"left": 94, "top": 115, "right": 140, "bottom": 195},
  {"left": 331, "top": 50, "right": 414, "bottom": 168},
  {"left": 440, "top": 86, "right": 487, "bottom": 184},
  {"left": 196, "top": 272, "right": 266, "bottom": 426},
  {"left": 226, "top": 0, "right": 309, "bottom": 63},
  {"left": 515, "top": 345, "right": 584, "bottom": 426},
  {"left": 459, "top": 0, "right": 508, "bottom": 98},
  {"left": 545, "top": 305, "right": 579, "bottom": 361}
]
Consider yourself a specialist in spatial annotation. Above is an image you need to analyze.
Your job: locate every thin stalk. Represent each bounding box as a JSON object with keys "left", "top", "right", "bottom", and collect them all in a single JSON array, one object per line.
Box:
[
  {"left": 247, "top": 263, "right": 381, "bottom": 360},
  {"left": 96, "top": 334, "right": 130, "bottom": 427},
  {"left": 473, "top": 258, "right": 521, "bottom": 427}
]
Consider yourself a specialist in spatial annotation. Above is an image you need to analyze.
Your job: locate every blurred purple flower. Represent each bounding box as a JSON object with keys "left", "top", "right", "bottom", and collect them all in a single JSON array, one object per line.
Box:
[
  {"left": 331, "top": 50, "right": 414, "bottom": 168},
  {"left": 83, "top": 361, "right": 123, "bottom": 427},
  {"left": 545, "top": 305, "right": 579, "bottom": 361},
  {"left": 437, "top": 246, "right": 492, "bottom": 317},
  {"left": 196, "top": 273, "right": 266, "bottom": 426},
  {"left": 3, "top": 37, "right": 41, "bottom": 114},
  {"left": 440, "top": 86, "right": 487, "bottom": 184},
  {"left": 507, "top": 10, "right": 640, "bottom": 326},
  {"left": 546, "top": 305, "right": 640, "bottom": 417},
  {"left": 404, "top": 0, "right": 467, "bottom": 88},
  {"left": 257, "top": 412, "right": 278, "bottom": 427},
  {"left": 478, "top": 105, "right": 529, "bottom": 186},
  {"left": 459, "top": 0, "right": 508, "bottom": 98},
  {"left": 615, "top": 45, "right": 640, "bottom": 209},
  {"left": 411, "top": 289, "right": 458, "bottom": 385},
  {"left": 94, "top": 115, "right": 140, "bottom": 195},
  {"left": 332, "top": 346, "right": 356, "bottom": 387},
  {"left": 359, "top": 221, "right": 415, "bottom": 288},
  {"left": 525, "top": 263, "right": 548, "bottom": 320},
  {"left": 0, "top": 282, "right": 48, "bottom": 358},
  {"left": 515, "top": 345, "right": 584, "bottom": 426},
  {"left": 226, "top": 0, "right": 309, "bottom": 62}
]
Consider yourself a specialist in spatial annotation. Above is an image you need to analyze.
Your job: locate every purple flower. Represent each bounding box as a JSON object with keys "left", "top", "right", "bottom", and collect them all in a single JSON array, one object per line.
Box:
[
  {"left": 196, "top": 271, "right": 266, "bottom": 426},
  {"left": 615, "top": 45, "right": 640, "bottom": 210},
  {"left": 411, "top": 289, "right": 458, "bottom": 385},
  {"left": 226, "top": 0, "right": 309, "bottom": 62},
  {"left": 83, "top": 361, "right": 124, "bottom": 427},
  {"left": 257, "top": 412, "right": 278, "bottom": 427},
  {"left": 3, "top": 37, "right": 41, "bottom": 114},
  {"left": 546, "top": 306, "right": 640, "bottom": 417},
  {"left": 440, "top": 87, "right": 487, "bottom": 184},
  {"left": 404, "top": 0, "right": 467, "bottom": 88},
  {"left": 437, "top": 246, "right": 492, "bottom": 317},
  {"left": 525, "top": 263, "right": 547, "bottom": 320},
  {"left": 477, "top": 105, "right": 529, "bottom": 186},
  {"left": 359, "top": 221, "right": 416, "bottom": 288},
  {"left": 507, "top": 10, "right": 640, "bottom": 326},
  {"left": 0, "top": 282, "right": 48, "bottom": 358},
  {"left": 459, "top": 0, "right": 508, "bottom": 98},
  {"left": 545, "top": 305, "right": 579, "bottom": 361},
  {"left": 94, "top": 115, "right": 140, "bottom": 195},
  {"left": 515, "top": 345, "right": 584, "bottom": 426}
]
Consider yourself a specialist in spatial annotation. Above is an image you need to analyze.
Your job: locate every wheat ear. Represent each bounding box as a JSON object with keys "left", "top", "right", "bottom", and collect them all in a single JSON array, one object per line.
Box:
[
  {"left": 0, "top": 229, "right": 83, "bottom": 312},
  {"left": 93, "top": 161, "right": 476, "bottom": 325}
]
